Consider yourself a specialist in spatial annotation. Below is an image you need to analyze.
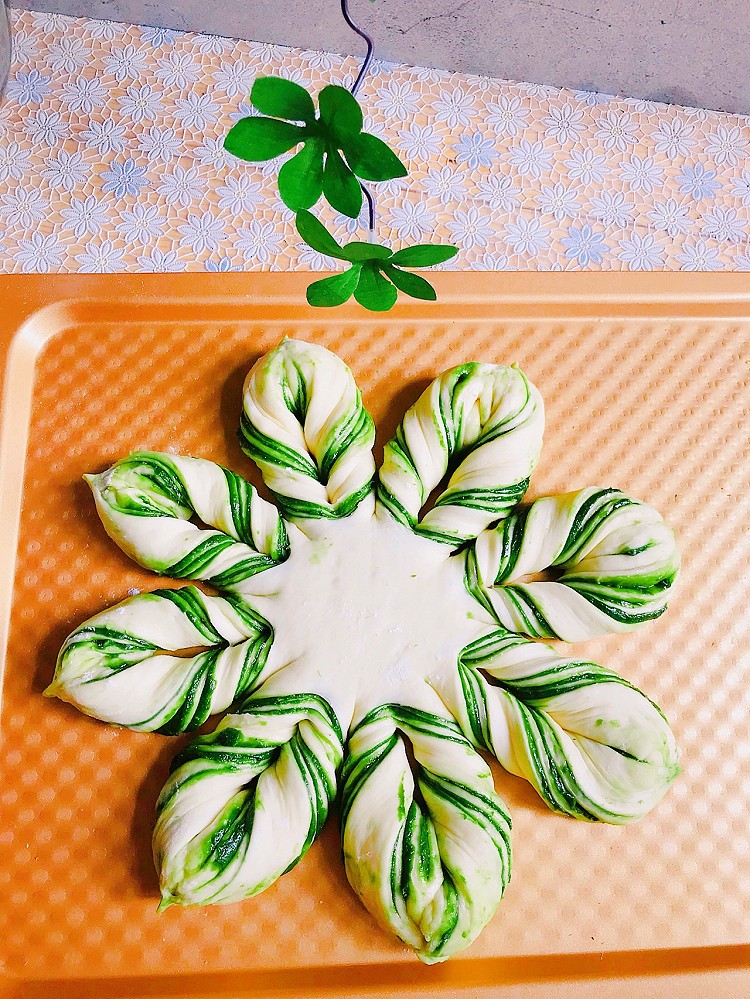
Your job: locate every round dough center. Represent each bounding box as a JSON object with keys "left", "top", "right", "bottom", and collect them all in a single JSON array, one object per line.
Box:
[{"left": 247, "top": 505, "right": 490, "bottom": 727}]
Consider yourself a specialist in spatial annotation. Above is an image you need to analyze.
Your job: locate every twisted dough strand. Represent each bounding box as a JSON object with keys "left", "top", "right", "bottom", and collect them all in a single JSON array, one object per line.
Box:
[
  {"left": 466, "top": 487, "right": 679, "bottom": 640},
  {"left": 154, "top": 692, "right": 343, "bottom": 908},
  {"left": 341, "top": 703, "right": 511, "bottom": 964},
  {"left": 45, "top": 587, "right": 274, "bottom": 733},
  {"left": 443, "top": 631, "right": 680, "bottom": 824},
  {"left": 240, "top": 339, "right": 376, "bottom": 520},
  {"left": 377, "top": 362, "right": 544, "bottom": 544},
  {"left": 86, "top": 451, "right": 288, "bottom": 592}
]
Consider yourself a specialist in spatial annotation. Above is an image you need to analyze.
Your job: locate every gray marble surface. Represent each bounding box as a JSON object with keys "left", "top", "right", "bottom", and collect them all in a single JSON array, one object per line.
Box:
[{"left": 10, "top": 0, "right": 750, "bottom": 114}]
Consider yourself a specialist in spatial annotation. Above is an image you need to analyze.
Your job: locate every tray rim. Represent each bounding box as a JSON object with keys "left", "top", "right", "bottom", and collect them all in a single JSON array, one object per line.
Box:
[{"left": 1, "top": 272, "right": 749, "bottom": 998}]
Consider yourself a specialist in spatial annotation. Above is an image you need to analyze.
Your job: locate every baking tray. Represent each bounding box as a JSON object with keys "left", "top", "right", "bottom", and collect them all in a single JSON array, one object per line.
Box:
[{"left": 0, "top": 274, "right": 748, "bottom": 998}]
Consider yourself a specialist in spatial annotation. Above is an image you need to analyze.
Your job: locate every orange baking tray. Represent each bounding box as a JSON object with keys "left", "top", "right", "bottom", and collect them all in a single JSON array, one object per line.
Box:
[{"left": 1, "top": 274, "right": 748, "bottom": 999}]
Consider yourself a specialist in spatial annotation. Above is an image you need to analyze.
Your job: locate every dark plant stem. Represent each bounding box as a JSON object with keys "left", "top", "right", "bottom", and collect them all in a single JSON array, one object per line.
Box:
[
  {"left": 341, "top": 0, "right": 376, "bottom": 233},
  {"left": 361, "top": 183, "right": 375, "bottom": 233},
  {"left": 340, "top": 0, "right": 374, "bottom": 96}
]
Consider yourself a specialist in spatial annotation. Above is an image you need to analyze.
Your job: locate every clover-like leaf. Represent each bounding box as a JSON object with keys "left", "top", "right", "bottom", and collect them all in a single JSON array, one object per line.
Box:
[
  {"left": 319, "top": 84, "right": 363, "bottom": 143},
  {"left": 224, "top": 116, "right": 305, "bottom": 161},
  {"left": 354, "top": 264, "right": 399, "bottom": 312},
  {"left": 224, "top": 77, "right": 408, "bottom": 217},
  {"left": 342, "top": 132, "right": 408, "bottom": 183},
  {"left": 278, "top": 137, "right": 325, "bottom": 211},
  {"left": 250, "top": 77, "right": 316, "bottom": 124},
  {"left": 344, "top": 242, "right": 393, "bottom": 261},
  {"left": 389, "top": 245, "right": 459, "bottom": 267},
  {"left": 306, "top": 266, "right": 362, "bottom": 307},
  {"left": 295, "top": 210, "right": 350, "bottom": 260},
  {"left": 323, "top": 147, "right": 363, "bottom": 218},
  {"left": 296, "top": 212, "right": 456, "bottom": 312},
  {"left": 383, "top": 265, "right": 437, "bottom": 301}
]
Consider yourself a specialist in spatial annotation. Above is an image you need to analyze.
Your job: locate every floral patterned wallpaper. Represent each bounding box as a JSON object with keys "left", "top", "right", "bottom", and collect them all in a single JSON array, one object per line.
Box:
[{"left": 1, "top": 9, "right": 749, "bottom": 273}]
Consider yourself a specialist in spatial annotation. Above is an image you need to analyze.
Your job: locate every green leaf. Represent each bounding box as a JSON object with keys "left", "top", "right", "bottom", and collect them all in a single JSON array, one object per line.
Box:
[
  {"left": 383, "top": 265, "right": 437, "bottom": 301},
  {"left": 295, "top": 211, "right": 350, "bottom": 260},
  {"left": 250, "top": 77, "right": 316, "bottom": 124},
  {"left": 224, "top": 116, "right": 305, "bottom": 161},
  {"left": 319, "top": 85, "right": 363, "bottom": 143},
  {"left": 388, "top": 244, "right": 459, "bottom": 268},
  {"left": 344, "top": 241, "right": 393, "bottom": 262},
  {"left": 342, "top": 132, "right": 408, "bottom": 182},
  {"left": 306, "top": 266, "right": 362, "bottom": 307},
  {"left": 278, "top": 138, "right": 325, "bottom": 210},
  {"left": 322, "top": 148, "right": 363, "bottom": 218},
  {"left": 353, "top": 264, "right": 398, "bottom": 312}
]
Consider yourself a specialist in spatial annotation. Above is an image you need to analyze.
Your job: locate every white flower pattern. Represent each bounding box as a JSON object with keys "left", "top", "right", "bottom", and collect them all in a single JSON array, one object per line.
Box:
[
  {"left": 212, "top": 62, "right": 257, "bottom": 99},
  {"left": 647, "top": 199, "right": 693, "bottom": 237},
  {"left": 236, "top": 219, "right": 286, "bottom": 264},
  {"left": 0, "top": 187, "right": 48, "bottom": 228},
  {"left": 157, "top": 164, "right": 208, "bottom": 207},
  {"left": 651, "top": 117, "right": 696, "bottom": 158},
  {"left": 704, "top": 125, "right": 749, "bottom": 167},
  {"left": 543, "top": 104, "right": 586, "bottom": 143},
  {"left": 537, "top": 182, "right": 581, "bottom": 222},
  {"left": 589, "top": 191, "right": 635, "bottom": 228},
  {"left": 61, "top": 195, "right": 112, "bottom": 237},
  {"left": 505, "top": 216, "right": 549, "bottom": 255},
  {"left": 15, "top": 231, "right": 65, "bottom": 271},
  {"left": 154, "top": 51, "right": 202, "bottom": 90},
  {"left": 485, "top": 94, "right": 530, "bottom": 137},
  {"left": 700, "top": 207, "right": 747, "bottom": 244},
  {"left": 595, "top": 111, "right": 638, "bottom": 152},
  {"left": 42, "top": 149, "right": 90, "bottom": 192},
  {"left": 374, "top": 81, "right": 422, "bottom": 121},
  {"left": 676, "top": 238, "right": 723, "bottom": 271},
  {"left": 172, "top": 92, "right": 222, "bottom": 130},
  {"left": 477, "top": 174, "right": 522, "bottom": 213},
  {"left": 74, "top": 238, "right": 126, "bottom": 272},
  {"left": 23, "top": 109, "right": 69, "bottom": 146},
  {"left": 432, "top": 87, "right": 477, "bottom": 128},
  {"left": 386, "top": 201, "right": 436, "bottom": 241},
  {"left": 618, "top": 232, "right": 665, "bottom": 271},
  {"left": 509, "top": 138, "right": 552, "bottom": 179},
  {"left": 47, "top": 35, "right": 90, "bottom": 73},
  {"left": 81, "top": 118, "right": 127, "bottom": 155},
  {"left": 422, "top": 165, "right": 468, "bottom": 206}
]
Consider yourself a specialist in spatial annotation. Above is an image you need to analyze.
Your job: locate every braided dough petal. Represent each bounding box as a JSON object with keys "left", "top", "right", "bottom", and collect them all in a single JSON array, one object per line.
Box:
[
  {"left": 240, "top": 339, "right": 376, "bottom": 520},
  {"left": 377, "top": 362, "right": 544, "bottom": 544},
  {"left": 447, "top": 632, "right": 679, "bottom": 823},
  {"left": 86, "top": 451, "right": 288, "bottom": 592},
  {"left": 468, "top": 488, "right": 680, "bottom": 640},
  {"left": 154, "top": 690, "right": 343, "bottom": 907},
  {"left": 45, "top": 587, "right": 274, "bottom": 732},
  {"left": 341, "top": 703, "right": 511, "bottom": 963}
]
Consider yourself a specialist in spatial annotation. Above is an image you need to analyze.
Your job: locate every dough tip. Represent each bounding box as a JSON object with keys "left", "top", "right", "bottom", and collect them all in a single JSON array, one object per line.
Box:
[{"left": 157, "top": 893, "right": 176, "bottom": 913}]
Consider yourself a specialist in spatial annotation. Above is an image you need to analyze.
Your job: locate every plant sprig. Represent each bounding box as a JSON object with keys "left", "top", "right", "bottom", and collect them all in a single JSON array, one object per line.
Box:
[
  {"left": 297, "top": 212, "right": 457, "bottom": 311},
  {"left": 225, "top": 77, "right": 406, "bottom": 218},
  {"left": 222, "top": 2, "right": 460, "bottom": 313}
]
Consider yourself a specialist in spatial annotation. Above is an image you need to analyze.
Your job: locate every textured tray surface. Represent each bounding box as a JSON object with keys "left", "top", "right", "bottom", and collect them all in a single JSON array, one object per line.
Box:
[{"left": 0, "top": 276, "right": 748, "bottom": 995}]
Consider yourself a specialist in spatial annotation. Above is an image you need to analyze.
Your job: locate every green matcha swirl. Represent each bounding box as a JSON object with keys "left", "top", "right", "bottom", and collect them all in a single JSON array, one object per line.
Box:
[
  {"left": 465, "top": 487, "right": 680, "bottom": 640},
  {"left": 239, "top": 338, "right": 376, "bottom": 520},
  {"left": 45, "top": 587, "right": 274, "bottom": 733},
  {"left": 377, "top": 362, "right": 544, "bottom": 544},
  {"left": 341, "top": 703, "right": 512, "bottom": 964},
  {"left": 85, "top": 451, "right": 289, "bottom": 592},
  {"left": 154, "top": 691, "right": 343, "bottom": 908},
  {"left": 436, "top": 630, "right": 680, "bottom": 824}
]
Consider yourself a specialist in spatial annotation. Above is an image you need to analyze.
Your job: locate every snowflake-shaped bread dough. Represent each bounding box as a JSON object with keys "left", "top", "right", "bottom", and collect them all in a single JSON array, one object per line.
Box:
[{"left": 47, "top": 339, "right": 680, "bottom": 963}]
